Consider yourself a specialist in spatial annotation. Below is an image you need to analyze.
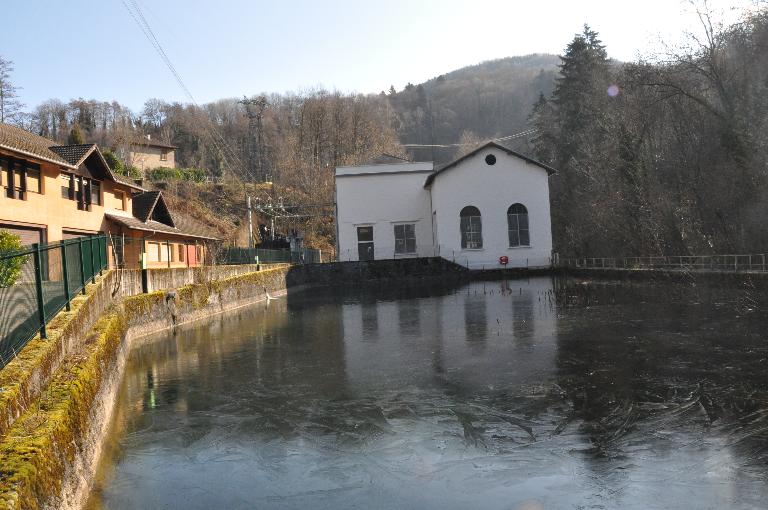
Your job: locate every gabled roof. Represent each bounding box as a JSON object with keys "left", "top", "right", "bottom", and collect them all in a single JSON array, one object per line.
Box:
[
  {"left": 49, "top": 143, "right": 97, "bottom": 166},
  {"left": 0, "top": 123, "right": 76, "bottom": 168},
  {"left": 106, "top": 213, "right": 219, "bottom": 240},
  {"left": 131, "top": 191, "right": 167, "bottom": 223},
  {"left": 0, "top": 122, "right": 144, "bottom": 190},
  {"left": 423, "top": 141, "right": 556, "bottom": 188},
  {"left": 362, "top": 153, "right": 411, "bottom": 165},
  {"left": 131, "top": 190, "right": 176, "bottom": 227},
  {"left": 130, "top": 138, "right": 178, "bottom": 150}
]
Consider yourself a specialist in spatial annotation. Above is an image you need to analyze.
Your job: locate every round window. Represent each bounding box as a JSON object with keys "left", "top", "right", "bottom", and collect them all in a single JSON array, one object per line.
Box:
[{"left": 485, "top": 154, "right": 496, "bottom": 165}]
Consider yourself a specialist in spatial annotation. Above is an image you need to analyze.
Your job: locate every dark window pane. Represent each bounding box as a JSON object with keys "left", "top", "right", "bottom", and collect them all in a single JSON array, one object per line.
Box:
[
  {"left": 405, "top": 238, "right": 416, "bottom": 253},
  {"left": 91, "top": 182, "right": 101, "bottom": 205},
  {"left": 460, "top": 206, "right": 481, "bottom": 217},
  {"left": 509, "top": 230, "right": 520, "bottom": 247},
  {"left": 357, "top": 226, "right": 373, "bottom": 242},
  {"left": 404, "top": 224, "right": 415, "bottom": 237},
  {"left": 518, "top": 214, "right": 528, "bottom": 229},
  {"left": 520, "top": 229, "right": 530, "bottom": 246}
]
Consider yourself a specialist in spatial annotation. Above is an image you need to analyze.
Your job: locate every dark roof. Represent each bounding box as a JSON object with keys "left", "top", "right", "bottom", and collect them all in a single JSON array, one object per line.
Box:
[
  {"left": 0, "top": 122, "right": 144, "bottom": 191},
  {"left": 362, "top": 153, "right": 411, "bottom": 165},
  {"left": 131, "top": 191, "right": 163, "bottom": 223},
  {"left": 131, "top": 190, "right": 177, "bottom": 228},
  {"left": 0, "top": 123, "right": 76, "bottom": 168},
  {"left": 49, "top": 144, "right": 97, "bottom": 166},
  {"left": 130, "top": 138, "right": 178, "bottom": 150},
  {"left": 112, "top": 173, "right": 146, "bottom": 191},
  {"left": 106, "top": 213, "right": 219, "bottom": 240},
  {"left": 423, "top": 141, "right": 556, "bottom": 187}
]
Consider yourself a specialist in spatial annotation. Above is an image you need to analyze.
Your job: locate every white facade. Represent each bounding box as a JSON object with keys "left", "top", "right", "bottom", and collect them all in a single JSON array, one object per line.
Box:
[
  {"left": 335, "top": 144, "right": 554, "bottom": 269},
  {"left": 335, "top": 160, "right": 435, "bottom": 262}
]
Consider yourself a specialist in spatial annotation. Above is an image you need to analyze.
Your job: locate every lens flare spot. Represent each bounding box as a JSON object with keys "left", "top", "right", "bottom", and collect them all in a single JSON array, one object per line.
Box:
[{"left": 607, "top": 84, "right": 620, "bottom": 97}]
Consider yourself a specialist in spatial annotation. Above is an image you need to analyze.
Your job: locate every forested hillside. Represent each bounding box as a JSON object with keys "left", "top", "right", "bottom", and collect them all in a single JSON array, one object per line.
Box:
[
  {"left": 2, "top": 5, "right": 766, "bottom": 257},
  {"left": 388, "top": 54, "right": 559, "bottom": 162}
]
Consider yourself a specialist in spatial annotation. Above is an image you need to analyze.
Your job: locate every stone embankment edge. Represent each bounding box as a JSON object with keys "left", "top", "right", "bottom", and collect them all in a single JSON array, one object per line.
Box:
[
  {"left": 0, "top": 266, "right": 290, "bottom": 510},
  {"left": 0, "top": 271, "right": 122, "bottom": 441}
]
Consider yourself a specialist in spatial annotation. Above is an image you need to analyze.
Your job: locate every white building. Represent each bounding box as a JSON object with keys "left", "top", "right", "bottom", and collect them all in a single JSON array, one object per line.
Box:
[{"left": 335, "top": 142, "right": 555, "bottom": 269}]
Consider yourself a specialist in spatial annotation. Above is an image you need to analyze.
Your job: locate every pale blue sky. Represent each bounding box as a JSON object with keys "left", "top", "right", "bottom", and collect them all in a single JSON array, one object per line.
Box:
[{"left": 4, "top": 0, "right": 759, "bottom": 111}]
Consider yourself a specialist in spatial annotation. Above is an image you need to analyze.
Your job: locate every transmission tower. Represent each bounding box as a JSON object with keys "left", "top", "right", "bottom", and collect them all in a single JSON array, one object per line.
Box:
[{"left": 239, "top": 96, "right": 269, "bottom": 182}]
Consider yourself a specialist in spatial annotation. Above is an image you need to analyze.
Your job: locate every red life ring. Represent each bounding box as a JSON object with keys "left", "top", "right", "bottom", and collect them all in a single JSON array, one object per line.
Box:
[{"left": 499, "top": 256, "right": 509, "bottom": 265}]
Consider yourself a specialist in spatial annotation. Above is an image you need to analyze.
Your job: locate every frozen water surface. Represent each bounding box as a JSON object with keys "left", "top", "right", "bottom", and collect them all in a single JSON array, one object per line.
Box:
[{"left": 86, "top": 277, "right": 768, "bottom": 509}]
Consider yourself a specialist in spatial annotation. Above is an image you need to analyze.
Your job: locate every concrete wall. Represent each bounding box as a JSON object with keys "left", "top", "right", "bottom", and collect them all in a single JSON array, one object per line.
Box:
[
  {"left": 118, "top": 263, "right": 280, "bottom": 294},
  {"left": 0, "top": 270, "right": 123, "bottom": 439},
  {"left": 429, "top": 146, "right": 553, "bottom": 270},
  {"left": 286, "top": 258, "right": 468, "bottom": 288},
  {"left": 335, "top": 162, "right": 435, "bottom": 262}
]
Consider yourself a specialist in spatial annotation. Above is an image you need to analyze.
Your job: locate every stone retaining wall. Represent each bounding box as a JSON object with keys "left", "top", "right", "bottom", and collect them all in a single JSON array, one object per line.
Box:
[
  {"left": 286, "top": 257, "right": 469, "bottom": 287},
  {"left": 0, "top": 266, "right": 291, "bottom": 510}
]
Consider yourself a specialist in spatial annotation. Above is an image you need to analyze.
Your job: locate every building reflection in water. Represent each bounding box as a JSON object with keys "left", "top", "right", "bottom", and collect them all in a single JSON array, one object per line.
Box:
[{"left": 339, "top": 278, "right": 557, "bottom": 394}]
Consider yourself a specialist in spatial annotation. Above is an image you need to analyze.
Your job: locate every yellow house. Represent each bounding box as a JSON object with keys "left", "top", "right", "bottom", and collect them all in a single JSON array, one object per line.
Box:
[
  {"left": 0, "top": 123, "right": 216, "bottom": 268},
  {"left": 128, "top": 135, "right": 177, "bottom": 174}
]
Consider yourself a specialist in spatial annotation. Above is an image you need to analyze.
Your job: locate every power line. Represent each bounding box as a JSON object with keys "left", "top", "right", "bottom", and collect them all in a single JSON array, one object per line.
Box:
[
  {"left": 121, "top": 0, "right": 270, "bottom": 198},
  {"left": 402, "top": 128, "right": 537, "bottom": 148}
]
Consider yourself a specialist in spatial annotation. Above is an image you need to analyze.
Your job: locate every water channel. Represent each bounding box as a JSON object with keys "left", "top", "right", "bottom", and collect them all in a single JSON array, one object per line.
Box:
[{"left": 86, "top": 277, "right": 768, "bottom": 509}]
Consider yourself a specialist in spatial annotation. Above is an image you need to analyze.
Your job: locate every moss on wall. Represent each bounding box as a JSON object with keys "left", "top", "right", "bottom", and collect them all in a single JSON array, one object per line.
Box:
[
  {"left": 0, "top": 272, "right": 116, "bottom": 440},
  {"left": 0, "top": 265, "right": 291, "bottom": 510},
  {"left": 0, "top": 312, "right": 125, "bottom": 510}
]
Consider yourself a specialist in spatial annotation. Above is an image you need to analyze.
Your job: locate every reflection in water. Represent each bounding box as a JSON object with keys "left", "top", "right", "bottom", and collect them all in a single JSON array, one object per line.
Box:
[{"left": 86, "top": 277, "right": 768, "bottom": 510}]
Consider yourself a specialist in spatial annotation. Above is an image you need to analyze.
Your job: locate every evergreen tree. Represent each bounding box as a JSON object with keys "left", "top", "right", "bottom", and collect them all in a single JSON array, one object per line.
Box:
[
  {"left": 67, "top": 123, "right": 85, "bottom": 144},
  {"left": 533, "top": 25, "right": 614, "bottom": 256}
]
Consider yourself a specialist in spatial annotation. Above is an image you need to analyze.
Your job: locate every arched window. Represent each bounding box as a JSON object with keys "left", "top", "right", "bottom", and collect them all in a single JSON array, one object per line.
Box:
[
  {"left": 507, "top": 203, "right": 529, "bottom": 247},
  {"left": 460, "top": 206, "right": 483, "bottom": 249}
]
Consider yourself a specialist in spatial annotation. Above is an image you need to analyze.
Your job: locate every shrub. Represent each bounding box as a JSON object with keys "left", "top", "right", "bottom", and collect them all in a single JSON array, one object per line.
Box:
[
  {"left": 0, "top": 231, "right": 26, "bottom": 287},
  {"left": 148, "top": 166, "right": 207, "bottom": 183},
  {"left": 102, "top": 149, "right": 124, "bottom": 174},
  {"left": 102, "top": 150, "right": 141, "bottom": 180},
  {"left": 123, "top": 165, "right": 142, "bottom": 179}
]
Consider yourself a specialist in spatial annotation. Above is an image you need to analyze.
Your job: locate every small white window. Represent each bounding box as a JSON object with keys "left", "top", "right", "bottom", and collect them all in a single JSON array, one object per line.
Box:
[{"left": 394, "top": 224, "right": 416, "bottom": 254}]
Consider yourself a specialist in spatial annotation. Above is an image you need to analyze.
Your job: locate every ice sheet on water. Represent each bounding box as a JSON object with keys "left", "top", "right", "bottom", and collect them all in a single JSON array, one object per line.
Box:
[{"left": 87, "top": 277, "right": 768, "bottom": 510}]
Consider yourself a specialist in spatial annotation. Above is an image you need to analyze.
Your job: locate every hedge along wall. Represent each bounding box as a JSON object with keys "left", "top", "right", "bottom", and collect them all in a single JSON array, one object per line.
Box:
[{"left": 0, "top": 266, "right": 290, "bottom": 510}]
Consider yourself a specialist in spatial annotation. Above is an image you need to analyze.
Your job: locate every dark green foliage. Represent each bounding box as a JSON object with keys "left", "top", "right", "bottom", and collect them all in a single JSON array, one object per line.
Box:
[
  {"left": 147, "top": 166, "right": 206, "bottom": 183},
  {"left": 67, "top": 124, "right": 85, "bottom": 144},
  {"left": 101, "top": 149, "right": 141, "bottom": 179},
  {"left": 0, "top": 231, "right": 25, "bottom": 287},
  {"left": 101, "top": 149, "right": 123, "bottom": 173}
]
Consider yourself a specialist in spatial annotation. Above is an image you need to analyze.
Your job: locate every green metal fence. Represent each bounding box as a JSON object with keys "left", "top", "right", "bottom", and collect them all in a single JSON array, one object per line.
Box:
[
  {"left": 0, "top": 235, "right": 108, "bottom": 368},
  {"left": 218, "top": 247, "right": 322, "bottom": 265}
]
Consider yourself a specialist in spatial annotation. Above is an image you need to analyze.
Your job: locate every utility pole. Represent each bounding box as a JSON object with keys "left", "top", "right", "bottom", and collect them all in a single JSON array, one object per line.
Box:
[{"left": 246, "top": 195, "right": 254, "bottom": 249}]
